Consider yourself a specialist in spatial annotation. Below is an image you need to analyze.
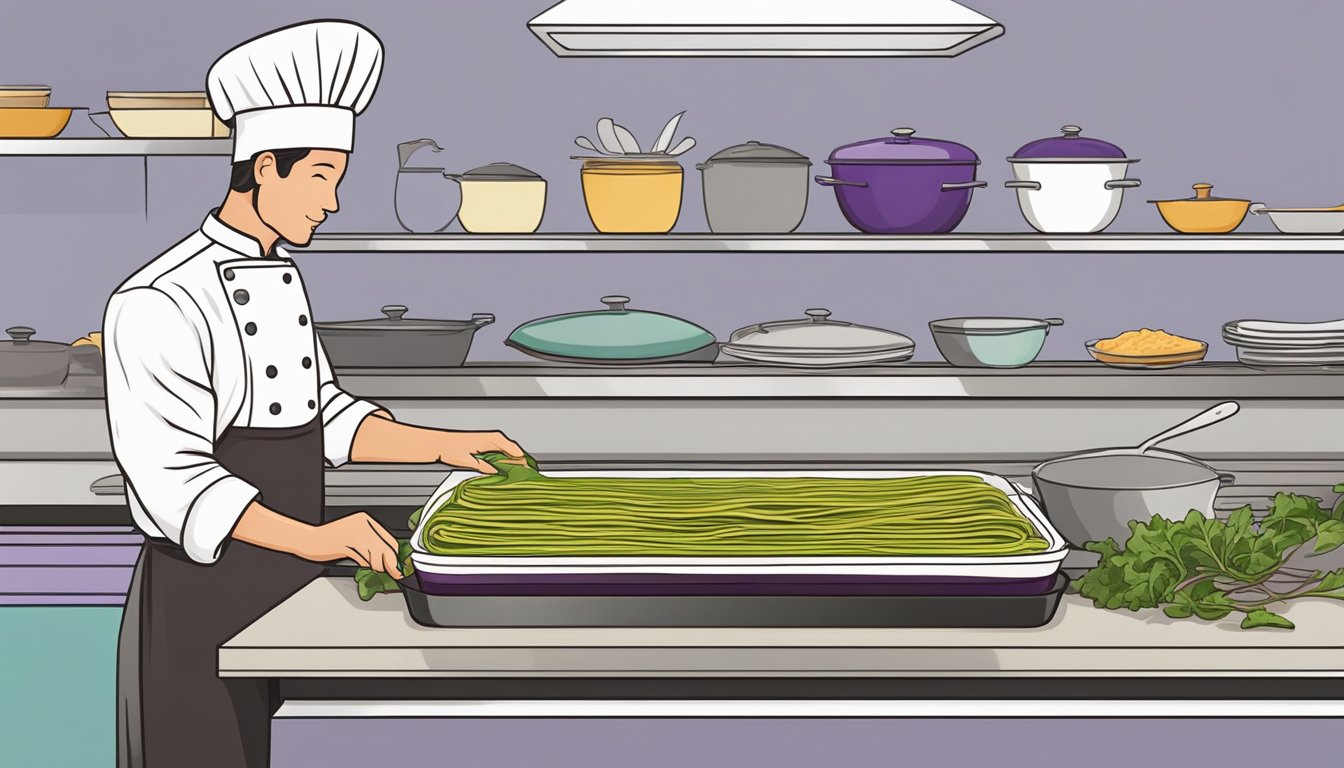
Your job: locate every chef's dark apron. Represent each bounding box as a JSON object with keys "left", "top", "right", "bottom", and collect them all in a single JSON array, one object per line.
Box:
[{"left": 116, "top": 418, "right": 325, "bottom": 768}]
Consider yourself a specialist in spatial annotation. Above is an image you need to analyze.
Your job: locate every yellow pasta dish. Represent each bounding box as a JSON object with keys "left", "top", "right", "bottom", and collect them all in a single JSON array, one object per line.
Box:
[{"left": 1095, "top": 328, "right": 1203, "bottom": 355}]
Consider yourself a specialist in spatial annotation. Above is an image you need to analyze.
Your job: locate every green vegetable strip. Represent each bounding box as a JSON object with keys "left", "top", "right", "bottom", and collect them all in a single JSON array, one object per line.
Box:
[{"left": 421, "top": 457, "right": 1049, "bottom": 557}]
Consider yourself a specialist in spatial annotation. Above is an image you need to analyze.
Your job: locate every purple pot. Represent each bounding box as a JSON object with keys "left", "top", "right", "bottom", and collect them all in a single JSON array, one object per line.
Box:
[{"left": 816, "top": 127, "right": 985, "bottom": 234}]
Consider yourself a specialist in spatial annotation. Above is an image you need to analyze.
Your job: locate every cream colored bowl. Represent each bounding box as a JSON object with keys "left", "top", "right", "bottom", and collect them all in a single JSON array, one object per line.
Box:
[
  {"left": 458, "top": 179, "right": 546, "bottom": 233},
  {"left": 109, "top": 108, "right": 228, "bottom": 138},
  {"left": 107, "top": 91, "right": 210, "bottom": 110}
]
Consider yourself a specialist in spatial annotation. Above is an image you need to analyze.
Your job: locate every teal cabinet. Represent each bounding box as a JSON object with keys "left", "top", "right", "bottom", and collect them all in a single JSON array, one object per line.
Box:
[{"left": 0, "top": 606, "right": 123, "bottom": 768}]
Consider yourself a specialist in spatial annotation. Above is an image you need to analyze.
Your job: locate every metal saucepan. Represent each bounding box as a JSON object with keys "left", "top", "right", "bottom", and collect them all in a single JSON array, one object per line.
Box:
[
  {"left": 315, "top": 305, "right": 495, "bottom": 368},
  {"left": 697, "top": 140, "right": 811, "bottom": 233},
  {"left": 1029, "top": 402, "right": 1240, "bottom": 547},
  {"left": 815, "top": 127, "right": 986, "bottom": 234},
  {"left": 1005, "top": 125, "right": 1140, "bottom": 233},
  {"left": 0, "top": 326, "right": 72, "bottom": 387}
]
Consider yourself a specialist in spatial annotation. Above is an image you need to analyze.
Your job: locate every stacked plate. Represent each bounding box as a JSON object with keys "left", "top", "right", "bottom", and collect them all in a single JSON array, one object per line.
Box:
[{"left": 1223, "top": 319, "right": 1344, "bottom": 367}]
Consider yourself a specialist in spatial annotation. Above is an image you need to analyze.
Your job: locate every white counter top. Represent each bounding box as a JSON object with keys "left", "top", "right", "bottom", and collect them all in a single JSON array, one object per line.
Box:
[{"left": 219, "top": 578, "right": 1344, "bottom": 680}]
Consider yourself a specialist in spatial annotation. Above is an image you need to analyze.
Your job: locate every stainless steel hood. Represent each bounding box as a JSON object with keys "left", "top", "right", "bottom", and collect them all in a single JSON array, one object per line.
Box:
[{"left": 527, "top": 0, "right": 1004, "bottom": 58}]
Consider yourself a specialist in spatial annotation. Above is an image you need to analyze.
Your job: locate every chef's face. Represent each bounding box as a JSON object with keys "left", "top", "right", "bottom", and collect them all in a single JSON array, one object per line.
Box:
[{"left": 254, "top": 149, "right": 347, "bottom": 246}]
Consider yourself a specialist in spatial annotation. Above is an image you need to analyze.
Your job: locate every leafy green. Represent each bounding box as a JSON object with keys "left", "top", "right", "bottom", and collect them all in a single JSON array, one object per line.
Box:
[
  {"left": 1077, "top": 486, "right": 1344, "bottom": 630},
  {"left": 353, "top": 539, "right": 415, "bottom": 601}
]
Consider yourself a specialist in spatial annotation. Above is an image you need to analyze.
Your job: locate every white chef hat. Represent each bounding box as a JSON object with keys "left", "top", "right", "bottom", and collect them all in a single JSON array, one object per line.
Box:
[{"left": 207, "top": 20, "right": 384, "bottom": 163}]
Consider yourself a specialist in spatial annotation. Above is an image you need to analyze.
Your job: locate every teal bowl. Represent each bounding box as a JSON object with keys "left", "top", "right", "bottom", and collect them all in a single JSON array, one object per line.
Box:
[{"left": 929, "top": 317, "right": 1063, "bottom": 368}]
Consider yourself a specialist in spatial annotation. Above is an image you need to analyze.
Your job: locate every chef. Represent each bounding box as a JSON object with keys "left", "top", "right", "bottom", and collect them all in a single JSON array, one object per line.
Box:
[{"left": 105, "top": 20, "right": 526, "bottom": 768}]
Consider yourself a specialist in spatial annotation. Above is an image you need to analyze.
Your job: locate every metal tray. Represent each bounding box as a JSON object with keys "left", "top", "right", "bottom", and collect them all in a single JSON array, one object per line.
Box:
[
  {"left": 399, "top": 573, "right": 1069, "bottom": 628},
  {"left": 410, "top": 469, "right": 1069, "bottom": 581}
]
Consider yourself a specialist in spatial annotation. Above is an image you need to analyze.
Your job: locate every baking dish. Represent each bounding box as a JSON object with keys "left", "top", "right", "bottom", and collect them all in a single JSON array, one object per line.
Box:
[{"left": 409, "top": 468, "right": 1069, "bottom": 581}]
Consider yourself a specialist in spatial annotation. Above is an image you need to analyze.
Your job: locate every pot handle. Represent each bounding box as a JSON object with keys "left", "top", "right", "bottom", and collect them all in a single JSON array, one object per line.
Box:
[
  {"left": 941, "top": 180, "right": 988, "bottom": 191},
  {"left": 1218, "top": 473, "right": 1237, "bottom": 487},
  {"left": 1004, "top": 180, "right": 1042, "bottom": 190},
  {"left": 1250, "top": 204, "right": 1269, "bottom": 215},
  {"left": 1104, "top": 179, "right": 1142, "bottom": 190},
  {"left": 470, "top": 313, "right": 496, "bottom": 327},
  {"left": 6, "top": 326, "right": 36, "bottom": 343},
  {"left": 815, "top": 175, "right": 867, "bottom": 188},
  {"left": 381, "top": 305, "right": 409, "bottom": 321},
  {"left": 1042, "top": 318, "right": 1065, "bottom": 334}
]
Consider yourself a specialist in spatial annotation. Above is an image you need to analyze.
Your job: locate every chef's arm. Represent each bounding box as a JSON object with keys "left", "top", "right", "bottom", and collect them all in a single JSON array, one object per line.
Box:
[{"left": 348, "top": 412, "right": 526, "bottom": 475}]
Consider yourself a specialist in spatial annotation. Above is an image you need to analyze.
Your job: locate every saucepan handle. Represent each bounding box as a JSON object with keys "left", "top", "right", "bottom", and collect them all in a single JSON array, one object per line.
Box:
[
  {"left": 1217, "top": 473, "right": 1236, "bottom": 487},
  {"left": 942, "top": 180, "right": 988, "bottom": 191},
  {"left": 470, "top": 313, "right": 496, "bottom": 327},
  {"left": 814, "top": 175, "right": 867, "bottom": 188},
  {"left": 1004, "top": 180, "right": 1042, "bottom": 190},
  {"left": 1104, "top": 179, "right": 1142, "bottom": 190}
]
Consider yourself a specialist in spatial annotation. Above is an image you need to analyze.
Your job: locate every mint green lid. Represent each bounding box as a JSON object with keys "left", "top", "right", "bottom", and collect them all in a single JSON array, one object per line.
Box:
[{"left": 507, "top": 296, "right": 716, "bottom": 361}]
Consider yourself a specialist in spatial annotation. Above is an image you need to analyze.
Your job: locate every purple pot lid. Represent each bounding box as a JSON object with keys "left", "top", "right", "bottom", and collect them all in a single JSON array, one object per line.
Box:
[
  {"left": 828, "top": 128, "right": 978, "bottom": 166},
  {"left": 1009, "top": 125, "right": 1132, "bottom": 161}
]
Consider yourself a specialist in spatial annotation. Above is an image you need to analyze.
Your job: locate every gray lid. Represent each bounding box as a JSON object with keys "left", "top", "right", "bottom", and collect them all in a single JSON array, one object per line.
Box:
[
  {"left": 1, "top": 326, "right": 69, "bottom": 352},
  {"left": 313, "top": 306, "right": 495, "bottom": 331},
  {"left": 450, "top": 162, "right": 543, "bottom": 181},
  {"left": 727, "top": 309, "right": 915, "bottom": 355},
  {"left": 704, "top": 140, "right": 811, "bottom": 165}
]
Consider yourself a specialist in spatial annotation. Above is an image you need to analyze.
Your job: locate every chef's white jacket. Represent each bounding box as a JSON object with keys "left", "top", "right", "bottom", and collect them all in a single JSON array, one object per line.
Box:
[{"left": 103, "top": 213, "right": 383, "bottom": 564}]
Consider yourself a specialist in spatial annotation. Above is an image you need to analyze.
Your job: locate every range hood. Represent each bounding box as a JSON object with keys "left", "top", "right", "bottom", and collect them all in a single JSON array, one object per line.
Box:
[{"left": 528, "top": 0, "right": 1004, "bottom": 58}]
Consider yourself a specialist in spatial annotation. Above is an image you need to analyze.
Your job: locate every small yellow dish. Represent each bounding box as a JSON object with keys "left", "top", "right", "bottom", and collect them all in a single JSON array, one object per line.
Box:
[
  {"left": 0, "top": 107, "right": 72, "bottom": 138},
  {"left": 1150, "top": 183, "right": 1254, "bottom": 234},
  {"left": 1087, "top": 328, "right": 1208, "bottom": 368}
]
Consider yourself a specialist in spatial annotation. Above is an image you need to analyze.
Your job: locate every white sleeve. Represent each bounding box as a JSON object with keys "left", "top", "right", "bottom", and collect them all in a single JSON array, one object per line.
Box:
[
  {"left": 315, "top": 333, "right": 383, "bottom": 468},
  {"left": 104, "top": 287, "right": 260, "bottom": 564}
]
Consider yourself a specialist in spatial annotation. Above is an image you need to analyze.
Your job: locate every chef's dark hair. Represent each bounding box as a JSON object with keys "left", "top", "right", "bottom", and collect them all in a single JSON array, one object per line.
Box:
[{"left": 229, "top": 148, "right": 313, "bottom": 193}]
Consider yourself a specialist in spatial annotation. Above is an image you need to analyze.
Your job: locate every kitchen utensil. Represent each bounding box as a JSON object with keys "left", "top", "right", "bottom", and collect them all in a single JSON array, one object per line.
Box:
[
  {"left": 1150, "top": 183, "right": 1256, "bottom": 233},
  {"left": 575, "top": 136, "right": 613, "bottom": 155},
  {"left": 506, "top": 296, "right": 717, "bottom": 364},
  {"left": 104, "top": 108, "right": 228, "bottom": 138},
  {"left": 446, "top": 162, "right": 547, "bottom": 234},
  {"left": 697, "top": 140, "right": 812, "bottom": 233},
  {"left": 1032, "top": 451, "right": 1235, "bottom": 548},
  {"left": 106, "top": 91, "right": 210, "bottom": 110},
  {"left": 651, "top": 111, "right": 684, "bottom": 154},
  {"left": 579, "top": 158, "right": 684, "bottom": 233},
  {"left": 314, "top": 305, "right": 494, "bottom": 368},
  {"left": 400, "top": 573, "right": 1069, "bottom": 628},
  {"left": 0, "top": 327, "right": 71, "bottom": 387},
  {"left": 1250, "top": 204, "right": 1344, "bottom": 234},
  {"left": 612, "top": 123, "right": 641, "bottom": 154},
  {"left": 721, "top": 308, "right": 916, "bottom": 367},
  {"left": 1004, "top": 125, "right": 1141, "bottom": 233},
  {"left": 815, "top": 127, "right": 986, "bottom": 234},
  {"left": 1224, "top": 318, "right": 1344, "bottom": 338},
  {"left": 1086, "top": 401, "right": 1240, "bottom": 459},
  {"left": 0, "top": 107, "right": 72, "bottom": 138},
  {"left": 1030, "top": 402, "right": 1240, "bottom": 546},
  {"left": 394, "top": 138, "right": 461, "bottom": 233},
  {"left": 668, "top": 136, "right": 696, "bottom": 155},
  {"left": 928, "top": 317, "right": 1063, "bottom": 368},
  {"left": 1085, "top": 338, "right": 1208, "bottom": 368},
  {"left": 596, "top": 117, "right": 623, "bottom": 154},
  {"left": 0, "top": 86, "right": 50, "bottom": 108},
  {"left": 412, "top": 468, "right": 1067, "bottom": 582}
]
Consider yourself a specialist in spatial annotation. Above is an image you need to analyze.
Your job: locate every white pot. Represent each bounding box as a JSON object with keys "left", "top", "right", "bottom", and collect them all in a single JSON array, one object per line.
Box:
[{"left": 1005, "top": 161, "right": 1140, "bottom": 233}]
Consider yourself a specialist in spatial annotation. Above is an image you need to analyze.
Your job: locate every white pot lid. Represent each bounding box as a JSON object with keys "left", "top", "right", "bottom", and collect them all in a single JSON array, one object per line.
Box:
[{"left": 727, "top": 309, "right": 916, "bottom": 355}]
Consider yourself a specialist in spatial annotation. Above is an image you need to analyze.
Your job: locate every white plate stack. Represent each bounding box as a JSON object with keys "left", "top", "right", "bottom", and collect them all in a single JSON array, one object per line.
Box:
[{"left": 1222, "top": 319, "right": 1344, "bottom": 367}]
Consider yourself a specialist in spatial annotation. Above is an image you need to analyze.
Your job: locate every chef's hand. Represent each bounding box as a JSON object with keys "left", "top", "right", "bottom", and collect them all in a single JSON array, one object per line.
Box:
[
  {"left": 435, "top": 430, "right": 528, "bottom": 475},
  {"left": 302, "top": 512, "right": 402, "bottom": 579}
]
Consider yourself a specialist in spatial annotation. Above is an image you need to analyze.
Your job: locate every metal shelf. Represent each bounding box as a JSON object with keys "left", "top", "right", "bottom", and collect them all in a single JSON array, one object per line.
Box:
[
  {"left": 0, "top": 138, "right": 231, "bottom": 156},
  {"left": 305, "top": 232, "right": 1344, "bottom": 254}
]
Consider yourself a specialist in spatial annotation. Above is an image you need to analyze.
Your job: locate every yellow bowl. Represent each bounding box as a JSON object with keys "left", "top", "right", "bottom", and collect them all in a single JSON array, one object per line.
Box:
[
  {"left": 1150, "top": 183, "right": 1252, "bottom": 234},
  {"left": 1086, "top": 339, "right": 1208, "bottom": 368},
  {"left": 0, "top": 107, "right": 72, "bottom": 138},
  {"left": 109, "top": 108, "right": 229, "bottom": 138},
  {"left": 0, "top": 86, "right": 51, "bottom": 108},
  {"left": 580, "top": 160, "right": 683, "bottom": 234}
]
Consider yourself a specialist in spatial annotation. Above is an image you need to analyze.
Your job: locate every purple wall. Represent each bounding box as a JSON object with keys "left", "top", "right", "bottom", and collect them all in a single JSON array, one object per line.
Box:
[{"left": 2, "top": 0, "right": 1341, "bottom": 360}]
